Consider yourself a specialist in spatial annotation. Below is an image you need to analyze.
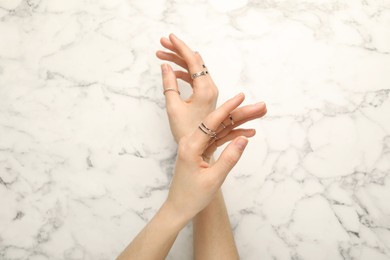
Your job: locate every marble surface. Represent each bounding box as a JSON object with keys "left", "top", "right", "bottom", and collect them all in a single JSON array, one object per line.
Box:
[{"left": 1, "top": 0, "right": 390, "bottom": 259}]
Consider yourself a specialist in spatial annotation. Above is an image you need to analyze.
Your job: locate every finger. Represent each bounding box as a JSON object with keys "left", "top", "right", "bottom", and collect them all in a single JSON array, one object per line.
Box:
[
  {"left": 192, "top": 93, "right": 245, "bottom": 151},
  {"left": 156, "top": 50, "right": 189, "bottom": 71},
  {"left": 160, "top": 37, "right": 179, "bottom": 55},
  {"left": 161, "top": 63, "right": 182, "bottom": 107},
  {"left": 174, "top": 70, "right": 192, "bottom": 84},
  {"left": 216, "top": 102, "right": 266, "bottom": 132},
  {"left": 169, "top": 34, "right": 206, "bottom": 75},
  {"left": 210, "top": 136, "right": 249, "bottom": 180},
  {"left": 161, "top": 37, "right": 207, "bottom": 72},
  {"left": 203, "top": 129, "right": 255, "bottom": 159},
  {"left": 217, "top": 103, "right": 267, "bottom": 137},
  {"left": 215, "top": 129, "right": 256, "bottom": 147}
]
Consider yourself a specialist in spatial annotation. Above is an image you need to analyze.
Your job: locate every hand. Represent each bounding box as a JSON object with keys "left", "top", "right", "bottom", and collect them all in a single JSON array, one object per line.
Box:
[
  {"left": 157, "top": 34, "right": 267, "bottom": 150},
  {"left": 157, "top": 33, "right": 218, "bottom": 142},
  {"left": 165, "top": 93, "right": 256, "bottom": 220}
]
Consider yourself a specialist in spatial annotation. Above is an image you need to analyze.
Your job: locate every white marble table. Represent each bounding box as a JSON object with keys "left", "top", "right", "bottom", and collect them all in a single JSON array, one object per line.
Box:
[{"left": 1, "top": 0, "right": 390, "bottom": 259}]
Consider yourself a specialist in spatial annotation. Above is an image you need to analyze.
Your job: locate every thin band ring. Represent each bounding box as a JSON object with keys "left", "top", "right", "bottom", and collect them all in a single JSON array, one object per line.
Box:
[
  {"left": 220, "top": 122, "right": 226, "bottom": 129},
  {"left": 163, "top": 88, "right": 180, "bottom": 95}
]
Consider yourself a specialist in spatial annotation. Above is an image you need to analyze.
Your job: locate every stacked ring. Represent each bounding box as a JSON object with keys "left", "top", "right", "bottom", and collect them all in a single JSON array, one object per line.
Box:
[{"left": 198, "top": 122, "right": 217, "bottom": 138}]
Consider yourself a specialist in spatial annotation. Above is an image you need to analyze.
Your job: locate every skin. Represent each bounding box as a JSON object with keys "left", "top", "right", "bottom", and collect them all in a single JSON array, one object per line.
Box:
[{"left": 117, "top": 34, "right": 267, "bottom": 260}]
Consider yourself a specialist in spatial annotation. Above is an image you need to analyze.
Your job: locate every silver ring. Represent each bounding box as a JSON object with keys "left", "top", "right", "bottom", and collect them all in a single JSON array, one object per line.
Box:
[
  {"left": 199, "top": 122, "right": 216, "bottom": 138},
  {"left": 229, "top": 114, "right": 234, "bottom": 125},
  {"left": 191, "top": 70, "right": 208, "bottom": 79},
  {"left": 163, "top": 88, "right": 180, "bottom": 95},
  {"left": 220, "top": 122, "right": 226, "bottom": 129}
]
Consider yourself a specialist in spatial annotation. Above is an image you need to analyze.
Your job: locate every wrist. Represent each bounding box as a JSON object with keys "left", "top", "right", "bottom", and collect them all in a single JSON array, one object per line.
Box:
[{"left": 161, "top": 200, "right": 192, "bottom": 230}]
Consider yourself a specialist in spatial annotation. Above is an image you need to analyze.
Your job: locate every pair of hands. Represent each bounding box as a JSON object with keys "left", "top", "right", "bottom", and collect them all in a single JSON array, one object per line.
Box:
[{"left": 157, "top": 34, "right": 267, "bottom": 220}]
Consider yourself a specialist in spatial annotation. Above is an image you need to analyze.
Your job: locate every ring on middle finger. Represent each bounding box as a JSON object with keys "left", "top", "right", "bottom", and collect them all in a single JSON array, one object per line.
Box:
[{"left": 191, "top": 70, "right": 209, "bottom": 79}]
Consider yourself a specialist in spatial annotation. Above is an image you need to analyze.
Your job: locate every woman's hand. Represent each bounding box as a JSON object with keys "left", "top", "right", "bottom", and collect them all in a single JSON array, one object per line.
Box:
[
  {"left": 157, "top": 34, "right": 218, "bottom": 142},
  {"left": 117, "top": 94, "right": 262, "bottom": 260},
  {"left": 165, "top": 93, "right": 257, "bottom": 220},
  {"left": 157, "top": 34, "right": 267, "bottom": 150}
]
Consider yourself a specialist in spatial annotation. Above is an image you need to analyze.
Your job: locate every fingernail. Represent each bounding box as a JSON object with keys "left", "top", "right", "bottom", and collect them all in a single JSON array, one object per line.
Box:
[
  {"left": 255, "top": 101, "right": 265, "bottom": 108},
  {"left": 161, "top": 64, "right": 170, "bottom": 74},
  {"left": 234, "top": 92, "right": 244, "bottom": 99},
  {"left": 235, "top": 137, "right": 248, "bottom": 151}
]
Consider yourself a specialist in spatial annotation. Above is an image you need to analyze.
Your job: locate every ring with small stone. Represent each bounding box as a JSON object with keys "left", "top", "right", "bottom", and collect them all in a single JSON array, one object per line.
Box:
[
  {"left": 229, "top": 114, "right": 234, "bottom": 125},
  {"left": 191, "top": 70, "right": 209, "bottom": 79}
]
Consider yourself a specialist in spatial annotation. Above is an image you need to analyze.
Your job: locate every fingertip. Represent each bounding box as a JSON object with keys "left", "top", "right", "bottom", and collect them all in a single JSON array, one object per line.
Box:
[
  {"left": 161, "top": 63, "right": 172, "bottom": 74},
  {"left": 231, "top": 92, "right": 245, "bottom": 107},
  {"left": 233, "top": 92, "right": 245, "bottom": 102},
  {"left": 234, "top": 136, "right": 248, "bottom": 151},
  {"left": 169, "top": 33, "right": 175, "bottom": 42},
  {"left": 248, "top": 129, "right": 256, "bottom": 137},
  {"left": 161, "top": 63, "right": 166, "bottom": 74},
  {"left": 160, "top": 36, "right": 168, "bottom": 44}
]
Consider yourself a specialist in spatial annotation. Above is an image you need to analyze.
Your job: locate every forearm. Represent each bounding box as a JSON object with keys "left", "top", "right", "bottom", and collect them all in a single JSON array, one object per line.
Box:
[
  {"left": 193, "top": 157, "right": 239, "bottom": 260},
  {"left": 117, "top": 202, "right": 189, "bottom": 260},
  {"left": 193, "top": 189, "right": 239, "bottom": 259}
]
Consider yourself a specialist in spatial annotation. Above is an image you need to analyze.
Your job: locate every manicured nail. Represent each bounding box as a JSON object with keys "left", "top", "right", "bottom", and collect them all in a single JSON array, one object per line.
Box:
[{"left": 235, "top": 137, "right": 248, "bottom": 151}]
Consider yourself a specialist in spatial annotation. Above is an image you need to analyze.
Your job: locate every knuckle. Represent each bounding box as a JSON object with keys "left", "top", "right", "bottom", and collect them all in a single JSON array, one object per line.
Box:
[
  {"left": 199, "top": 88, "right": 218, "bottom": 103},
  {"left": 177, "top": 136, "right": 196, "bottom": 160},
  {"left": 194, "top": 53, "right": 203, "bottom": 64}
]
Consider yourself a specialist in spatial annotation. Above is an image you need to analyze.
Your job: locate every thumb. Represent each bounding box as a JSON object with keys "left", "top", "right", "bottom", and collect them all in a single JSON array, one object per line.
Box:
[
  {"left": 211, "top": 136, "right": 248, "bottom": 180},
  {"left": 161, "top": 63, "right": 182, "bottom": 108}
]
